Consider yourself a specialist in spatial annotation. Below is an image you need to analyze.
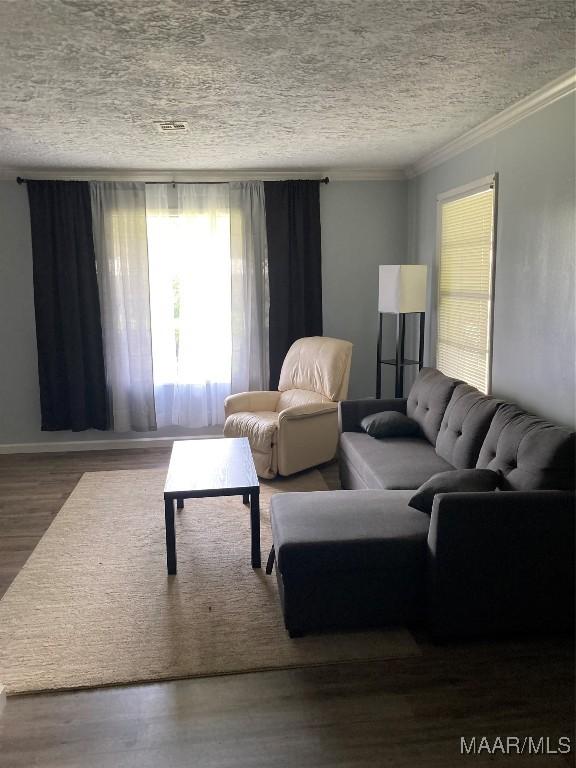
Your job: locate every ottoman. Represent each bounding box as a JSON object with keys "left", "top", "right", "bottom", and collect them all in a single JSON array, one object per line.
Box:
[{"left": 270, "top": 490, "right": 430, "bottom": 637}]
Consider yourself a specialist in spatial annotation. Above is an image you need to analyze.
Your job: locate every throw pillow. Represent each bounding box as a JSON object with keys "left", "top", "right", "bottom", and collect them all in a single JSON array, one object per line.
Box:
[
  {"left": 408, "top": 468, "right": 502, "bottom": 514},
  {"left": 360, "top": 411, "right": 421, "bottom": 438}
]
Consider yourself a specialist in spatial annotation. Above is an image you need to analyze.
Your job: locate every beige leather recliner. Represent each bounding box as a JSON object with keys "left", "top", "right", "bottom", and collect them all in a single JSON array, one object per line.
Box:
[{"left": 223, "top": 336, "right": 353, "bottom": 479}]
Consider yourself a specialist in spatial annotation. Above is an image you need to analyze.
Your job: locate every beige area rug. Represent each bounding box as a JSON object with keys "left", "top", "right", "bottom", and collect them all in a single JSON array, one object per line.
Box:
[{"left": 0, "top": 468, "right": 419, "bottom": 695}]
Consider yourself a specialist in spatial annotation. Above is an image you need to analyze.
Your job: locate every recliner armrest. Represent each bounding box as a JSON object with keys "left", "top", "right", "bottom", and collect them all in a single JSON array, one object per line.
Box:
[
  {"left": 276, "top": 405, "right": 340, "bottom": 476},
  {"left": 224, "top": 391, "right": 281, "bottom": 418},
  {"left": 278, "top": 402, "right": 338, "bottom": 422},
  {"left": 338, "top": 398, "right": 407, "bottom": 432},
  {"left": 427, "top": 490, "right": 575, "bottom": 638}
]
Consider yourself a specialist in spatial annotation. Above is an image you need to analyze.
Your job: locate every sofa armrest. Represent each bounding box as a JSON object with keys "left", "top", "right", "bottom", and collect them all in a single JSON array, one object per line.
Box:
[
  {"left": 338, "top": 398, "right": 407, "bottom": 432},
  {"left": 224, "top": 391, "right": 281, "bottom": 418},
  {"left": 427, "top": 490, "right": 575, "bottom": 638}
]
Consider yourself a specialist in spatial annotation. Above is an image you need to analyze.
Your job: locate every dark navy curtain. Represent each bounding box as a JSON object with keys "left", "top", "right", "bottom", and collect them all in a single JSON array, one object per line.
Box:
[
  {"left": 27, "top": 180, "right": 108, "bottom": 430},
  {"left": 263, "top": 180, "right": 323, "bottom": 389}
]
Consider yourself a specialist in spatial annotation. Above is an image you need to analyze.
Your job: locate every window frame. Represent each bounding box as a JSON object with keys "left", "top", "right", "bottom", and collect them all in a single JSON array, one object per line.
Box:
[{"left": 434, "top": 173, "right": 498, "bottom": 394}]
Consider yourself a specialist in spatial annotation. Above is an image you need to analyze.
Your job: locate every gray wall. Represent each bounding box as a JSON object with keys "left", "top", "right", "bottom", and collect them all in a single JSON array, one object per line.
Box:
[
  {"left": 0, "top": 182, "right": 42, "bottom": 444},
  {"left": 321, "top": 180, "right": 408, "bottom": 399},
  {"left": 0, "top": 179, "right": 409, "bottom": 446},
  {"left": 409, "top": 94, "right": 575, "bottom": 429}
]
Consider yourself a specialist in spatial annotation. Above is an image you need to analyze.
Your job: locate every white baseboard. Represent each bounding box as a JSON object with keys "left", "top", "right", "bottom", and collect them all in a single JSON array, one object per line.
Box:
[{"left": 0, "top": 434, "right": 223, "bottom": 455}]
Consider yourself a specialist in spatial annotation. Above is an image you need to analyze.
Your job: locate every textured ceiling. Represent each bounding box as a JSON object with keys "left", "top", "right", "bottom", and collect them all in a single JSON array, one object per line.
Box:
[{"left": 0, "top": 0, "right": 574, "bottom": 173}]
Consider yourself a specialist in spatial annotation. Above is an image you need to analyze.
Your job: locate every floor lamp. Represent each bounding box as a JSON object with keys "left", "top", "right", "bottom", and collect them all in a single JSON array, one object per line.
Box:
[{"left": 376, "top": 265, "right": 428, "bottom": 398}]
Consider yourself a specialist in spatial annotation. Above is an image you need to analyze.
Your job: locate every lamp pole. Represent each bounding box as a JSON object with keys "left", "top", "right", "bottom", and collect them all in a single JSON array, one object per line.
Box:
[{"left": 376, "top": 311, "right": 425, "bottom": 399}]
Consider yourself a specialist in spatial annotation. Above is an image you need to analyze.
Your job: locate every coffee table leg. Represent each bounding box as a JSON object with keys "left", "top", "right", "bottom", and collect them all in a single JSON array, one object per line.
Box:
[
  {"left": 177, "top": 497, "right": 184, "bottom": 510},
  {"left": 164, "top": 498, "right": 177, "bottom": 575},
  {"left": 250, "top": 488, "right": 261, "bottom": 568},
  {"left": 242, "top": 493, "right": 249, "bottom": 505}
]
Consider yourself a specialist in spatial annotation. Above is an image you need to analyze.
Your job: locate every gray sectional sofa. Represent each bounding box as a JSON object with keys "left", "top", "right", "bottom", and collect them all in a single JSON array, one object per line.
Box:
[{"left": 270, "top": 368, "right": 575, "bottom": 639}]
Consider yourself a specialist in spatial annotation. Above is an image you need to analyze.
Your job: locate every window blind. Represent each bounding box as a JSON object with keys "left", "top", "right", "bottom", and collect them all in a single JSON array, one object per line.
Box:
[{"left": 437, "top": 186, "right": 495, "bottom": 393}]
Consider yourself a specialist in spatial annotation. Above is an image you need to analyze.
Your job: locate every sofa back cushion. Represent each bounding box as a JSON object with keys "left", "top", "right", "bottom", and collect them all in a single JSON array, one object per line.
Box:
[
  {"left": 406, "top": 368, "right": 460, "bottom": 445},
  {"left": 435, "top": 383, "right": 501, "bottom": 468},
  {"left": 476, "top": 403, "right": 575, "bottom": 490}
]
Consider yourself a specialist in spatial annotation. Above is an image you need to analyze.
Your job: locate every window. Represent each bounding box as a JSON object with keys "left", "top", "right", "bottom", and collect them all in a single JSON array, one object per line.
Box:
[
  {"left": 146, "top": 208, "right": 232, "bottom": 388},
  {"left": 436, "top": 177, "right": 496, "bottom": 393},
  {"left": 145, "top": 183, "right": 233, "bottom": 428}
]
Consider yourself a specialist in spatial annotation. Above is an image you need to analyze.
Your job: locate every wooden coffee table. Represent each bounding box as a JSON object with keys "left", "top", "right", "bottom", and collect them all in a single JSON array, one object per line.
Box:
[{"left": 163, "top": 437, "right": 260, "bottom": 575}]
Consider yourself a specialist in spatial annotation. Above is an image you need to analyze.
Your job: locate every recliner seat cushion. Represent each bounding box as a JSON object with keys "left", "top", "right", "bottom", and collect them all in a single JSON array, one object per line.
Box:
[
  {"left": 476, "top": 403, "right": 576, "bottom": 490},
  {"left": 340, "top": 432, "right": 454, "bottom": 490},
  {"left": 277, "top": 388, "right": 330, "bottom": 411},
  {"left": 406, "top": 368, "right": 460, "bottom": 445},
  {"left": 435, "top": 383, "right": 501, "bottom": 468}
]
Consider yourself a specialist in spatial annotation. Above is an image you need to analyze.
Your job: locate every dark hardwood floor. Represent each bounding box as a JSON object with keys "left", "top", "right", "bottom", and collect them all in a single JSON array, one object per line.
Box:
[{"left": 0, "top": 448, "right": 573, "bottom": 768}]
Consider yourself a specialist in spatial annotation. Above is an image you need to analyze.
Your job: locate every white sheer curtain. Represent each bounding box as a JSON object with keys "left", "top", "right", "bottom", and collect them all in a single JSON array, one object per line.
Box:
[
  {"left": 230, "top": 182, "right": 269, "bottom": 392},
  {"left": 145, "top": 184, "right": 232, "bottom": 427},
  {"left": 91, "top": 181, "right": 269, "bottom": 431},
  {"left": 90, "top": 182, "right": 157, "bottom": 432}
]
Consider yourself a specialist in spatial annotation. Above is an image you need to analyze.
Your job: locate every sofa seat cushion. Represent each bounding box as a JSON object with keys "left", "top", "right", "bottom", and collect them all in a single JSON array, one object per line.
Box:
[
  {"left": 406, "top": 367, "right": 460, "bottom": 445},
  {"left": 340, "top": 432, "right": 454, "bottom": 490},
  {"left": 271, "top": 490, "right": 429, "bottom": 577},
  {"left": 476, "top": 403, "right": 576, "bottom": 490},
  {"left": 223, "top": 411, "right": 278, "bottom": 452},
  {"left": 435, "top": 383, "right": 501, "bottom": 468}
]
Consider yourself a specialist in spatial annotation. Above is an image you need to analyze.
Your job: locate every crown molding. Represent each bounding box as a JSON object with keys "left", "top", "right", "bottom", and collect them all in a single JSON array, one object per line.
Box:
[
  {"left": 0, "top": 166, "right": 406, "bottom": 183},
  {"left": 325, "top": 168, "right": 406, "bottom": 181},
  {"left": 407, "top": 69, "right": 576, "bottom": 178}
]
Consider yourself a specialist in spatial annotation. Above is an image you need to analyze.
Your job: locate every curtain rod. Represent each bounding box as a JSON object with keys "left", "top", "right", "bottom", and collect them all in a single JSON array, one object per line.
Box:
[{"left": 16, "top": 176, "right": 330, "bottom": 185}]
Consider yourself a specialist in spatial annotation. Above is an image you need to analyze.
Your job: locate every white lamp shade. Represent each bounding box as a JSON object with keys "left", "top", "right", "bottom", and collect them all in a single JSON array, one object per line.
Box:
[{"left": 378, "top": 265, "right": 428, "bottom": 314}]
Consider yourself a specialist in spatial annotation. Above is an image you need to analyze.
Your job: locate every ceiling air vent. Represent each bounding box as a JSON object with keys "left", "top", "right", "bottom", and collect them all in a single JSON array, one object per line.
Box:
[{"left": 154, "top": 120, "right": 189, "bottom": 134}]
